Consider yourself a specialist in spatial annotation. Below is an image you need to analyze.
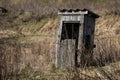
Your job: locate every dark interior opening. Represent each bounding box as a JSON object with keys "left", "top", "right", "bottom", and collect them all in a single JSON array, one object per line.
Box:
[
  {"left": 85, "top": 35, "right": 91, "bottom": 49},
  {"left": 61, "top": 22, "right": 80, "bottom": 66},
  {"left": 61, "top": 22, "right": 80, "bottom": 40}
]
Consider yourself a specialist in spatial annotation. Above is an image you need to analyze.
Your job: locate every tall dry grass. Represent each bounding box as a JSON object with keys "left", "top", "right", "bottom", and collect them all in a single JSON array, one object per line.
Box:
[
  {"left": 0, "top": 38, "right": 55, "bottom": 80},
  {"left": 0, "top": 35, "right": 119, "bottom": 80},
  {"left": 1, "top": 0, "right": 120, "bottom": 21},
  {"left": 0, "top": 0, "right": 120, "bottom": 80}
]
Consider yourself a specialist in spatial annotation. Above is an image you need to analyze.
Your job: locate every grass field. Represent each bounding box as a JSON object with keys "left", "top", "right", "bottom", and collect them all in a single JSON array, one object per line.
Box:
[{"left": 0, "top": 0, "right": 120, "bottom": 80}]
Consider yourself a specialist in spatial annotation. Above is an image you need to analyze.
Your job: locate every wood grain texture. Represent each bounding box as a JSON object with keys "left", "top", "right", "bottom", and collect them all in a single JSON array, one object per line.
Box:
[{"left": 60, "top": 39, "right": 75, "bottom": 70}]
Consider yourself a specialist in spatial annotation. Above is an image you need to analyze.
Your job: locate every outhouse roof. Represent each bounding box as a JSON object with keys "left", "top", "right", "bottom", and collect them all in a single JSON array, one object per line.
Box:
[{"left": 58, "top": 8, "right": 99, "bottom": 18}]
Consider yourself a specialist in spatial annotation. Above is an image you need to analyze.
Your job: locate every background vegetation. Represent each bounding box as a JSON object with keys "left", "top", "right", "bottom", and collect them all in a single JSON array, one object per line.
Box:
[{"left": 0, "top": 0, "right": 120, "bottom": 80}]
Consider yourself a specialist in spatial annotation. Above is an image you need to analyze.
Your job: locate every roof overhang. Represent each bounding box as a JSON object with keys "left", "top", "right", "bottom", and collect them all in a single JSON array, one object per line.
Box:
[{"left": 58, "top": 8, "right": 100, "bottom": 18}]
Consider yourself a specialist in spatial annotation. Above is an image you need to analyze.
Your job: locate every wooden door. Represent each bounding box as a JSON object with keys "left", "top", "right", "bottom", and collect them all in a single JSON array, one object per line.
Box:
[{"left": 60, "top": 22, "right": 80, "bottom": 69}]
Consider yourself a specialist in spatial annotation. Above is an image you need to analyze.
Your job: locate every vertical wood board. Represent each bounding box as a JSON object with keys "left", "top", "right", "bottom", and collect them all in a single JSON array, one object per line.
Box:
[{"left": 60, "top": 39, "right": 76, "bottom": 70}]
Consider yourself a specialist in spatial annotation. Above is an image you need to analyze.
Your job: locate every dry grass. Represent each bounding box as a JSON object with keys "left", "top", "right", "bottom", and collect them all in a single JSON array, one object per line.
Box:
[
  {"left": 0, "top": 38, "right": 56, "bottom": 80},
  {"left": 0, "top": 0, "right": 120, "bottom": 80}
]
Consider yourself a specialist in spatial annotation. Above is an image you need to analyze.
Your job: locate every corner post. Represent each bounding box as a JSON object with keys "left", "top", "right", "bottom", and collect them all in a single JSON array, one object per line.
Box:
[{"left": 77, "top": 14, "right": 85, "bottom": 66}]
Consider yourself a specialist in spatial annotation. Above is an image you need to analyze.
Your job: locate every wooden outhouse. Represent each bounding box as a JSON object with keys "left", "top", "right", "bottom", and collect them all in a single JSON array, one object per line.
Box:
[{"left": 56, "top": 9, "right": 99, "bottom": 69}]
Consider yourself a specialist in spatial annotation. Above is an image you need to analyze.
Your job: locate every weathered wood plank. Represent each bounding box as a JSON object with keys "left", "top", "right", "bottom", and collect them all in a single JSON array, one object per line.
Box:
[
  {"left": 56, "top": 18, "right": 63, "bottom": 68},
  {"left": 61, "top": 15, "right": 82, "bottom": 21},
  {"left": 60, "top": 39, "right": 76, "bottom": 70},
  {"left": 77, "top": 15, "right": 84, "bottom": 65}
]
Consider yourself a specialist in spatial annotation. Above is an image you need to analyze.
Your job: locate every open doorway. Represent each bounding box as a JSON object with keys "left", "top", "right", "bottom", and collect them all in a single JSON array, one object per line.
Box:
[
  {"left": 61, "top": 22, "right": 80, "bottom": 40},
  {"left": 60, "top": 21, "right": 80, "bottom": 67}
]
